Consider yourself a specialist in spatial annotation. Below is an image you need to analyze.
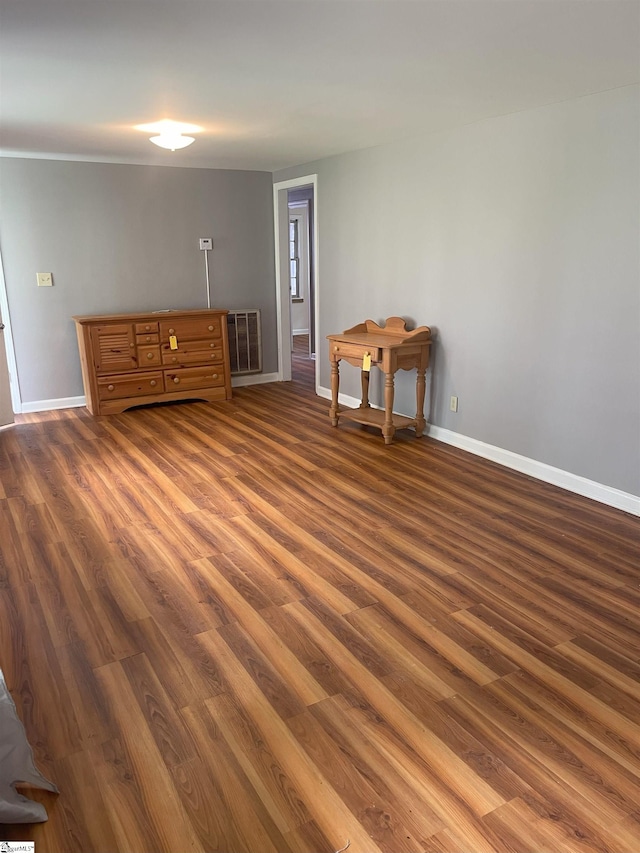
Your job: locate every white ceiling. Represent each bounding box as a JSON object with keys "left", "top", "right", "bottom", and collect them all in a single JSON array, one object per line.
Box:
[{"left": 1, "top": 0, "right": 638, "bottom": 172}]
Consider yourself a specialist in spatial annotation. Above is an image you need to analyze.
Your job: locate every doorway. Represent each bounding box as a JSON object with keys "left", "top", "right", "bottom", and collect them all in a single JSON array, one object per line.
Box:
[
  {"left": 288, "top": 185, "right": 315, "bottom": 359},
  {"left": 0, "top": 313, "right": 14, "bottom": 428},
  {"left": 291, "top": 332, "right": 315, "bottom": 388},
  {"left": 0, "top": 256, "right": 19, "bottom": 427},
  {"left": 272, "top": 174, "right": 318, "bottom": 391}
]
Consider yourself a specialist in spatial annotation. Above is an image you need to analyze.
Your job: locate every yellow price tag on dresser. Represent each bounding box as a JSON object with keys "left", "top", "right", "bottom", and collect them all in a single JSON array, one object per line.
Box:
[
  {"left": 362, "top": 352, "right": 371, "bottom": 372},
  {"left": 169, "top": 335, "right": 178, "bottom": 351}
]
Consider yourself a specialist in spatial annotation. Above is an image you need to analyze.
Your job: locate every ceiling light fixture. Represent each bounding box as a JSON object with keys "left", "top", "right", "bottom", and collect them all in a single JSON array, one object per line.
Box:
[
  {"left": 135, "top": 119, "right": 202, "bottom": 151},
  {"left": 150, "top": 133, "right": 194, "bottom": 151}
]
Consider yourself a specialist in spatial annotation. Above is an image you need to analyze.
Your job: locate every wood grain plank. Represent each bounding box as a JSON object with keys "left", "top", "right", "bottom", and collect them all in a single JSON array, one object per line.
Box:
[
  {"left": 441, "top": 689, "right": 637, "bottom": 852},
  {"left": 179, "top": 701, "right": 293, "bottom": 853},
  {"left": 96, "top": 738, "right": 167, "bottom": 853},
  {"left": 286, "top": 709, "right": 427, "bottom": 853},
  {"left": 284, "top": 599, "right": 506, "bottom": 817},
  {"left": 94, "top": 661, "right": 205, "bottom": 853},
  {"left": 53, "top": 749, "right": 120, "bottom": 853},
  {"left": 309, "top": 694, "right": 447, "bottom": 842},
  {"left": 454, "top": 608, "right": 640, "bottom": 761},
  {"left": 121, "top": 652, "right": 198, "bottom": 767},
  {"left": 195, "top": 555, "right": 329, "bottom": 706},
  {"left": 198, "top": 627, "right": 387, "bottom": 853}
]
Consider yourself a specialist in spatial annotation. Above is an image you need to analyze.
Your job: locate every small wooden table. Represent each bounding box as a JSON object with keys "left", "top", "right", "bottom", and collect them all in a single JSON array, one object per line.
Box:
[{"left": 327, "top": 317, "right": 432, "bottom": 445}]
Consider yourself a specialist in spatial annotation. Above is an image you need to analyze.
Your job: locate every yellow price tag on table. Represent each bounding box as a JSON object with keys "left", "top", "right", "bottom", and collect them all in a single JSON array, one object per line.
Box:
[
  {"left": 362, "top": 352, "right": 371, "bottom": 372},
  {"left": 169, "top": 335, "right": 178, "bottom": 351}
]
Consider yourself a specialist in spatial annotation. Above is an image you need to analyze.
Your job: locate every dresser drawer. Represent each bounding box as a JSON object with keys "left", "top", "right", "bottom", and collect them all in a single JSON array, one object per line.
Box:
[
  {"left": 330, "top": 341, "right": 381, "bottom": 363},
  {"left": 137, "top": 345, "right": 161, "bottom": 366},
  {"left": 161, "top": 341, "right": 224, "bottom": 366},
  {"left": 136, "top": 332, "right": 159, "bottom": 344},
  {"left": 135, "top": 321, "right": 159, "bottom": 335},
  {"left": 160, "top": 316, "right": 223, "bottom": 342},
  {"left": 97, "top": 371, "right": 164, "bottom": 401},
  {"left": 164, "top": 366, "right": 226, "bottom": 392}
]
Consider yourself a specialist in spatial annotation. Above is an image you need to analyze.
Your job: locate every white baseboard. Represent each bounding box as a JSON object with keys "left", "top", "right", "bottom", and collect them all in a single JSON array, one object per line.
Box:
[
  {"left": 317, "top": 385, "right": 640, "bottom": 516},
  {"left": 231, "top": 371, "right": 279, "bottom": 387},
  {"left": 428, "top": 425, "right": 640, "bottom": 516},
  {"left": 293, "top": 329, "right": 310, "bottom": 336},
  {"left": 20, "top": 395, "right": 86, "bottom": 413},
  {"left": 317, "top": 388, "right": 359, "bottom": 410}
]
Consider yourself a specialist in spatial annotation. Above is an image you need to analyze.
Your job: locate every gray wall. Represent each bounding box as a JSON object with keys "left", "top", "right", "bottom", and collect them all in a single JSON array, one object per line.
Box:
[
  {"left": 0, "top": 159, "right": 276, "bottom": 402},
  {"left": 275, "top": 86, "right": 640, "bottom": 496}
]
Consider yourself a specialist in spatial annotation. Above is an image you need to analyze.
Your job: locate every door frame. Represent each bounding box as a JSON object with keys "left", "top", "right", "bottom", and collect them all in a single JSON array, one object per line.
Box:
[
  {"left": 0, "top": 247, "right": 22, "bottom": 416},
  {"left": 272, "top": 174, "right": 318, "bottom": 391}
]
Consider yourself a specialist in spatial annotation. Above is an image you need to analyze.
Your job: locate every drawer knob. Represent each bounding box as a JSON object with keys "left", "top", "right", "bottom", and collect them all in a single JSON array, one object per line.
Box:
[
  {"left": 210, "top": 343, "right": 215, "bottom": 348},
  {"left": 145, "top": 325, "right": 150, "bottom": 330},
  {"left": 172, "top": 356, "right": 177, "bottom": 362},
  {"left": 212, "top": 374, "right": 218, "bottom": 380},
  {"left": 130, "top": 343, "right": 135, "bottom": 348},
  {"left": 208, "top": 325, "right": 214, "bottom": 331},
  {"left": 146, "top": 352, "right": 154, "bottom": 360},
  {"left": 169, "top": 328, "right": 175, "bottom": 335},
  {"left": 150, "top": 380, "right": 157, "bottom": 387},
  {"left": 107, "top": 384, "right": 114, "bottom": 391},
  {"left": 334, "top": 346, "right": 339, "bottom": 352},
  {"left": 173, "top": 377, "right": 180, "bottom": 384}
]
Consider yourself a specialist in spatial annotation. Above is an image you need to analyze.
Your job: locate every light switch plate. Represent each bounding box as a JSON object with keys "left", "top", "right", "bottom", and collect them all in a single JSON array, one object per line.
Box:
[{"left": 37, "top": 272, "right": 53, "bottom": 287}]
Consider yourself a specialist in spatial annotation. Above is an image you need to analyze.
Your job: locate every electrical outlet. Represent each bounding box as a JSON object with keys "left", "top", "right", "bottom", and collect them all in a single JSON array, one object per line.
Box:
[
  {"left": 199, "top": 238, "right": 213, "bottom": 250},
  {"left": 450, "top": 395, "right": 458, "bottom": 412},
  {"left": 36, "top": 272, "right": 53, "bottom": 287}
]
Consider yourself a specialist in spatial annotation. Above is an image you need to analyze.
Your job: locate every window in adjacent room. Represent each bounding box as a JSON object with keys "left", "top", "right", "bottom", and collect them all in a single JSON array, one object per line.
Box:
[{"left": 289, "top": 217, "right": 300, "bottom": 299}]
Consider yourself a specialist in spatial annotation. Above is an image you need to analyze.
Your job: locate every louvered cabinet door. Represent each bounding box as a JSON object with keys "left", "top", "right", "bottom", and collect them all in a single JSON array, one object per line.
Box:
[{"left": 90, "top": 323, "right": 136, "bottom": 374}]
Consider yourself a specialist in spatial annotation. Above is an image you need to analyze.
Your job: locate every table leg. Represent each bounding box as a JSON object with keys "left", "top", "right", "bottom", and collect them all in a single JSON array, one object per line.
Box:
[
  {"left": 415, "top": 366, "right": 427, "bottom": 437},
  {"left": 360, "top": 369, "right": 371, "bottom": 409},
  {"left": 383, "top": 372, "right": 395, "bottom": 445},
  {"left": 330, "top": 358, "right": 340, "bottom": 426}
]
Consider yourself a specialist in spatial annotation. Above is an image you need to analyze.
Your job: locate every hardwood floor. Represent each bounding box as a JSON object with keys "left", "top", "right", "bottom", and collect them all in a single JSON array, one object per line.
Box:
[{"left": 1, "top": 340, "right": 639, "bottom": 852}]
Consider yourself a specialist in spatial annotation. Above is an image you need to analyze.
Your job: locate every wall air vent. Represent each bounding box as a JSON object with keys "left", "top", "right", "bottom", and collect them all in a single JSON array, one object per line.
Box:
[{"left": 226, "top": 310, "right": 262, "bottom": 375}]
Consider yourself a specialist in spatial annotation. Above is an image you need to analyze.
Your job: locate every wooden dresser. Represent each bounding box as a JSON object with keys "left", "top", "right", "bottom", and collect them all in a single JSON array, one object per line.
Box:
[{"left": 73, "top": 308, "right": 232, "bottom": 415}]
